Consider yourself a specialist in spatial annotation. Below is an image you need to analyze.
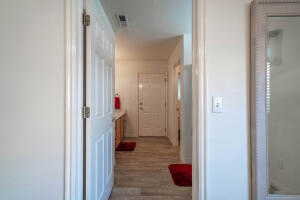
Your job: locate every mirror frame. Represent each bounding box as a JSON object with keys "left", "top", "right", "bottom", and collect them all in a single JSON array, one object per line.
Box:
[{"left": 251, "top": 0, "right": 300, "bottom": 200}]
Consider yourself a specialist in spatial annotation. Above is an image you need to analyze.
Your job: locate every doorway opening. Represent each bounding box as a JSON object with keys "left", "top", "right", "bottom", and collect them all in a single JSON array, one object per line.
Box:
[
  {"left": 65, "top": 0, "right": 204, "bottom": 199},
  {"left": 109, "top": 0, "right": 193, "bottom": 195}
]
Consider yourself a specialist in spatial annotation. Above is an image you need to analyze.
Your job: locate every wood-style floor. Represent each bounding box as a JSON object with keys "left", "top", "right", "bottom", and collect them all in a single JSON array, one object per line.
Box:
[{"left": 109, "top": 137, "right": 192, "bottom": 200}]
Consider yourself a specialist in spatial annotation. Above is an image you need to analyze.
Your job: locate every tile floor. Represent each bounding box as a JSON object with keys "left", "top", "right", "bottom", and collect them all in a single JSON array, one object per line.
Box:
[{"left": 109, "top": 137, "right": 192, "bottom": 200}]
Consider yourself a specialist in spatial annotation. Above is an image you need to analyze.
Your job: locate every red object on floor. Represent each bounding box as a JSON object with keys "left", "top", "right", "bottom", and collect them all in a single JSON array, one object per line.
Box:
[
  {"left": 114, "top": 94, "right": 121, "bottom": 109},
  {"left": 116, "top": 142, "right": 136, "bottom": 151},
  {"left": 168, "top": 164, "right": 192, "bottom": 187}
]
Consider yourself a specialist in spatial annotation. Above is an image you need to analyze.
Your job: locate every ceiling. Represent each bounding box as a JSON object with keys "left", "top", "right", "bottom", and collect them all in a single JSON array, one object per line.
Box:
[{"left": 100, "top": 0, "right": 192, "bottom": 60}]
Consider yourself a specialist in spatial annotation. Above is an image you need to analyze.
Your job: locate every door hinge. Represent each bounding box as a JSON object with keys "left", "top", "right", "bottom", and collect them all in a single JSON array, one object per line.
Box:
[
  {"left": 82, "top": 12, "right": 91, "bottom": 26},
  {"left": 82, "top": 106, "right": 91, "bottom": 119}
]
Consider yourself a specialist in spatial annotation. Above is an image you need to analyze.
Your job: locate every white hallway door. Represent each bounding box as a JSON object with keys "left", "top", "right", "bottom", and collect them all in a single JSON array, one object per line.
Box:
[
  {"left": 138, "top": 73, "right": 167, "bottom": 137},
  {"left": 85, "top": 0, "right": 115, "bottom": 199}
]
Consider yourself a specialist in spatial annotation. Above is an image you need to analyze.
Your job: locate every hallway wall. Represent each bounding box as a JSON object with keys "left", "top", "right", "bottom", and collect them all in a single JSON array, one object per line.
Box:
[
  {"left": 115, "top": 60, "right": 168, "bottom": 137},
  {"left": 167, "top": 34, "right": 192, "bottom": 156},
  {"left": 0, "top": 1, "right": 65, "bottom": 200},
  {"left": 181, "top": 65, "right": 193, "bottom": 164},
  {"left": 204, "top": 0, "right": 251, "bottom": 199},
  {"left": 167, "top": 39, "right": 183, "bottom": 146},
  {"left": 180, "top": 34, "right": 192, "bottom": 163}
]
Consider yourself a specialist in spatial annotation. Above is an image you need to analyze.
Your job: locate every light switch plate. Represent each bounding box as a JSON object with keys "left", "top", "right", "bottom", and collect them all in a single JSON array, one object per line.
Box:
[{"left": 212, "top": 96, "right": 223, "bottom": 113}]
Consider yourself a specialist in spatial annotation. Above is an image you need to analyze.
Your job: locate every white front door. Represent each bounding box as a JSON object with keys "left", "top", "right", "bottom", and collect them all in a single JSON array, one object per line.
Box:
[
  {"left": 85, "top": 0, "right": 115, "bottom": 199},
  {"left": 138, "top": 73, "right": 167, "bottom": 137}
]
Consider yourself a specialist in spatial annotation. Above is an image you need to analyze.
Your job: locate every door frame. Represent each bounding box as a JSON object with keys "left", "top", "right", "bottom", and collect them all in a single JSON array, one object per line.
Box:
[
  {"left": 65, "top": 0, "right": 84, "bottom": 199},
  {"left": 192, "top": 0, "right": 207, "bottom": 199},
  {"left": 64, "top": 0, "right": 207, "bottom": 200},
  {"left": 174, "top": 64, "right": 182, "bottom": 146},
  {"left": 137, "top": 73, "right": 168, "bottom": 137}
]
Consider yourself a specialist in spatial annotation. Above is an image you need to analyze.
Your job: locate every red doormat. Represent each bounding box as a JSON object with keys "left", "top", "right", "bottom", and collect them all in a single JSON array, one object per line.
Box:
[
  {"left": 116, "top": 142, "right": 136, "bottom": 151},
  {"left": 168, "top": 164, "right": 192, "bottom": 187}
]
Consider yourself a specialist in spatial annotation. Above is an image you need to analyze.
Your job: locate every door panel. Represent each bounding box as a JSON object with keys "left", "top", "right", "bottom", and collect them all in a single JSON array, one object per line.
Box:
[
  {"left": 85, "top": 0, "right": 115, "bottom": 199},
  {"left": 138, "top": 73, "right": 166, "bottom": 137}
]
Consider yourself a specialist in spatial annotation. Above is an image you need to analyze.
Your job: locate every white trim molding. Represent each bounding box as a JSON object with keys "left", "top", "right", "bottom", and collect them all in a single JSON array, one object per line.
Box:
[
  {"left": 65, "top": 0, "right": 84, "bottom": 199},
  {"left": 192, "top": 0, "right": 207, "bottom": 199}
]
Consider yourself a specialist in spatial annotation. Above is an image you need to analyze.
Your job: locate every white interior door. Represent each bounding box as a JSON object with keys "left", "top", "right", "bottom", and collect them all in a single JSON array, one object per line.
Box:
[
  {"left": 138, "top": 73, "right": 167, "bottom": 137},
  {"left": 85, "top": 0, "right": 115, "bottom": 199}
]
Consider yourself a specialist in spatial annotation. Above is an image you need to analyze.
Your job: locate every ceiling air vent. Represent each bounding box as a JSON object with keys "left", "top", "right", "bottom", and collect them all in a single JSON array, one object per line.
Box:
[{"left": 116, "top": 14, "right": 128, "bottom": 28}]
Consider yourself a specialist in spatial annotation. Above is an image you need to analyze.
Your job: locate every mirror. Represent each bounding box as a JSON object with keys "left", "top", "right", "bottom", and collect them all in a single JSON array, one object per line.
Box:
[{"left": 267, "top": 16, "right": 300, "bottom": 195}]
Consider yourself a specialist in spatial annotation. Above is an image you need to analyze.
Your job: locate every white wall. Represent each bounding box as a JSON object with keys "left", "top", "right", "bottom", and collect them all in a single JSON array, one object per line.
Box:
[
  {"left": 115, "top": 60, "right": 168, "bottom": 137},
  {"left": 183, "top": 34, "right": 192, "bottom": 65},
  {"left": 0, "top": 1, "right": 65, "bottom": 200},
  {"left": 204, "top": 0, "right": 250, "bottom": 199},
  {"left": 268, "top": 17, "right": 300, "bottom": 194},
  {"left": 180, "top": 65, "right": 193, "bottom": 163},
  {"left": 167, "top": 34, "right": 193, "bottom": 158},
  {"left": 180, "top": 33, "right": 193, "bottom": 163}
]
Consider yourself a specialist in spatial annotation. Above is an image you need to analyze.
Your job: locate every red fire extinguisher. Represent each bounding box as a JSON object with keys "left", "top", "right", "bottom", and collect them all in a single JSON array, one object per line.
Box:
[{"left": 114, "top": 93, "right": 121, "bottom": 110}]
